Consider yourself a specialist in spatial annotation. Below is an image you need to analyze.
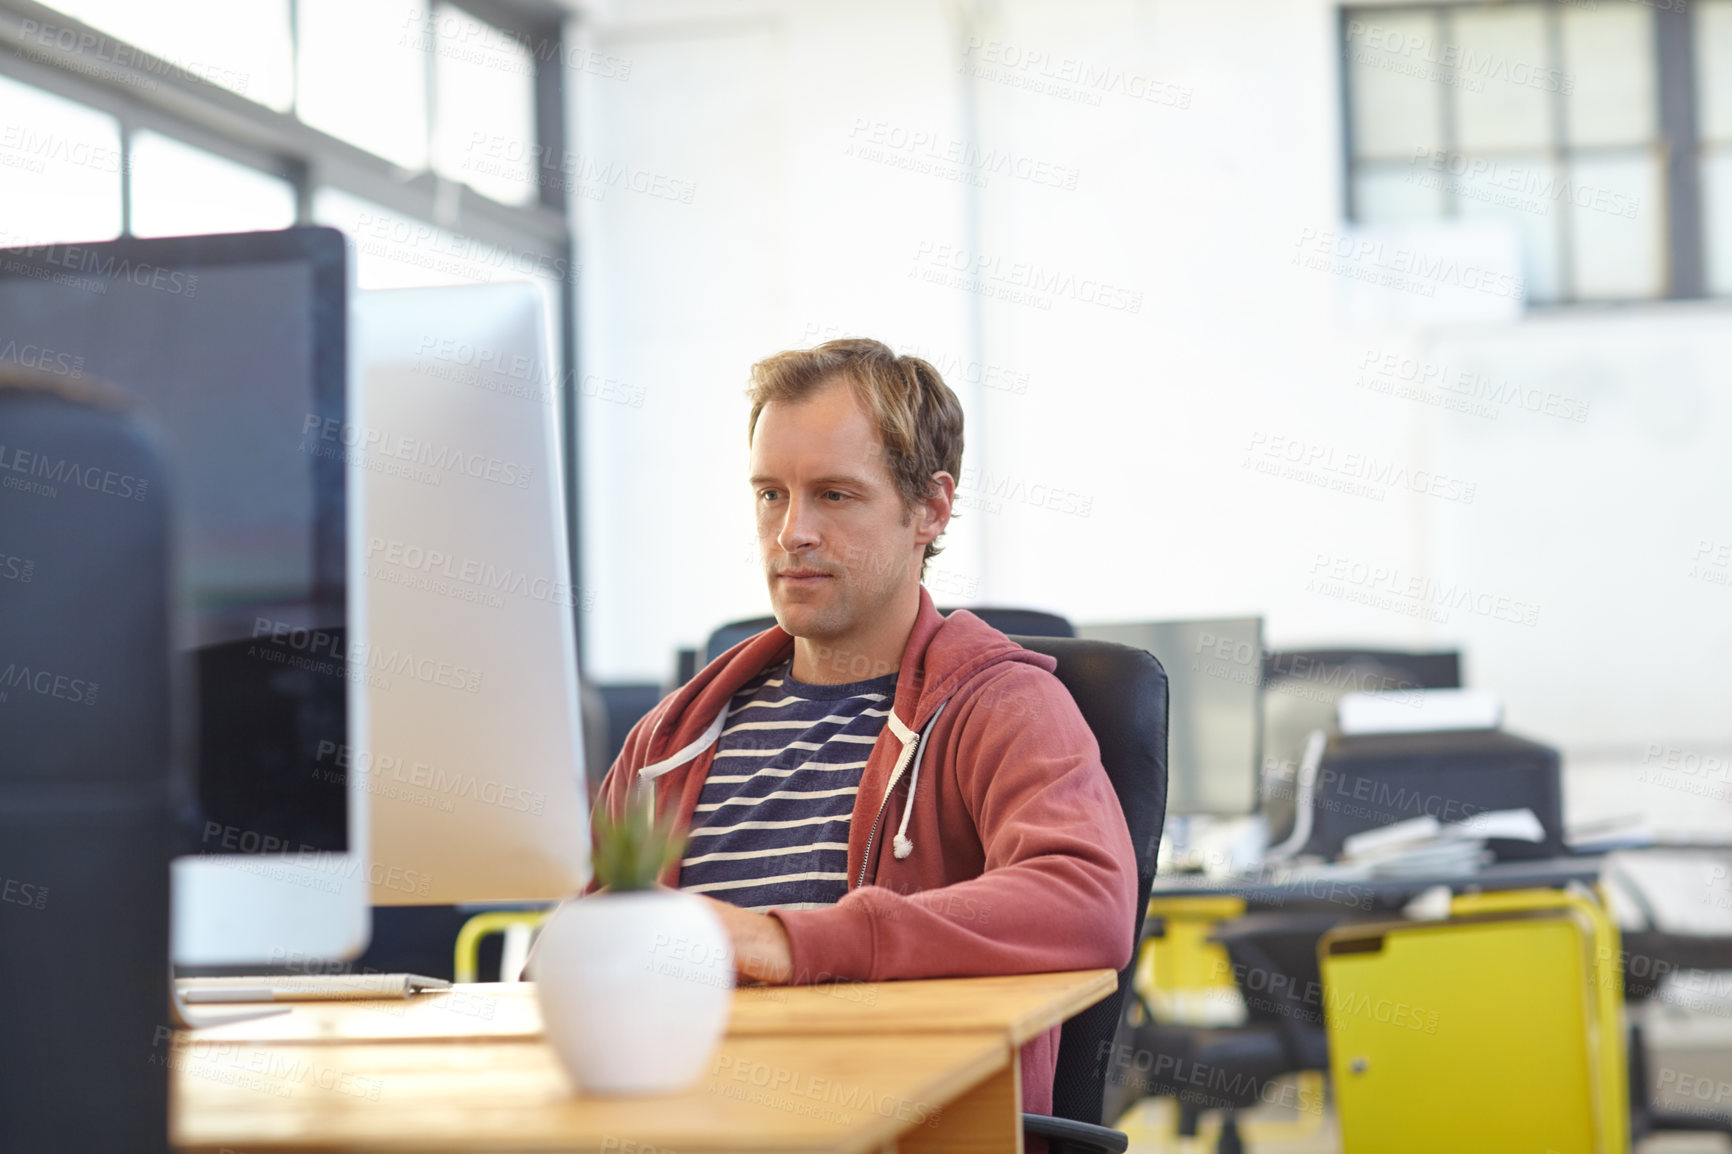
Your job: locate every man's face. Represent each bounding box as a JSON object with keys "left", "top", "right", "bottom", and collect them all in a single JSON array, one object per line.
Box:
[{"left": 749, "top": 379, "right": 938, "bottom": 648}]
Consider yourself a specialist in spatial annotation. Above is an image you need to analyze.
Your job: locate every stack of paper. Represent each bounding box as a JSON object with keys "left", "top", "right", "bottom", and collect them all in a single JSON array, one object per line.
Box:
[
  {"left": 1338, "top": 688, "right": 1503, "bottom": 735},
  {"left": 1341, "top": 809, "right": 1546, "bottom": 876}
]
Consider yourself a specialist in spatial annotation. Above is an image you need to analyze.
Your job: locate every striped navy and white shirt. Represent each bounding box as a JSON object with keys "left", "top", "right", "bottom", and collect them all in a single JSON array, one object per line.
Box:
[{"left": 678, "top": 658, "right": 896, "bottom": 912}]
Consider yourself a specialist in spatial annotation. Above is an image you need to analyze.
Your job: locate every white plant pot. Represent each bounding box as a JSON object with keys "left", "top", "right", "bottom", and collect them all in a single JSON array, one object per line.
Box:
[{"left": 531, "top": 890, "right": 734, "bottom": 1095}]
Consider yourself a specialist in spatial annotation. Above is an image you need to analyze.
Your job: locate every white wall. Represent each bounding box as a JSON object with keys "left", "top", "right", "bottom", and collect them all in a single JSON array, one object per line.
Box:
[{"left": 568, "top": 0, "right": 1732, "bottom": 840}]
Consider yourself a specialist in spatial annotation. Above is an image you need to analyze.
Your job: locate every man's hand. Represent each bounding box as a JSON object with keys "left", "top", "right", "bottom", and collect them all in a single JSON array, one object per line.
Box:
[{"left": 698, "top": 895, "right": 792, "bottom": 984}]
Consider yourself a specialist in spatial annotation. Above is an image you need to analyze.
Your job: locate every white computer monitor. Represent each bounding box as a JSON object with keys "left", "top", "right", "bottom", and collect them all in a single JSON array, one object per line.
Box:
[{"left": 353, "top": 283, "right": 591, "bottom": 905}]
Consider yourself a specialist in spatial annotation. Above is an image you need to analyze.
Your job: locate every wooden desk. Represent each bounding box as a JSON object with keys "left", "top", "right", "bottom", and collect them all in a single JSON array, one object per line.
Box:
[
  {"left": 172, "top": 969, "right": 1117, "bottom": 1153},
  {"left": 184, "top": 970, "right": 1119, "bottom": 1049},
  {"left": 172, "top": 1031, "right": 1013, "bottom": 1153}
]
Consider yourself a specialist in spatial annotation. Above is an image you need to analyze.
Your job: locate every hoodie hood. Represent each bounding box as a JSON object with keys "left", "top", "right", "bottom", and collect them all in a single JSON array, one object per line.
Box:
[
  {"left": 627, "top": 587, "right": 1057, "bottom": 873},
  {"left": 636, "top": 586, "right": 1052, "bottom": 776}
]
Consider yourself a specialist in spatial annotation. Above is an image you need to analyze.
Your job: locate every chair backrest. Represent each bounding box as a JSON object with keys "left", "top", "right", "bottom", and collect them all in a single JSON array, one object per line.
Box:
[
  {"left": 1, "top": 376, "right": 181, "bottom": 1152},
  {"left": 1010, "top": 635, "right": 1169, "bottom": 1126},
  {"left": 1262, "top": 648, "right": 1462, "bottom": 693},
  {"left": 703, "top": 615, "right": 777, "bottom": 665},
  {"left": 959, "top": 607, "right": 1074, "bottom": 639},
  {"left": 702, "top": 607, "right": 1075, "bottom": 666}
]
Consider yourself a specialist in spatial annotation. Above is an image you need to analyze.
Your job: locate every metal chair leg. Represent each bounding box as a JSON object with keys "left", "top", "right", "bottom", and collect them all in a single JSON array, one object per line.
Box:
[{"left": 1217, "top": 1112, "right": 1245, "bottom": 1154}]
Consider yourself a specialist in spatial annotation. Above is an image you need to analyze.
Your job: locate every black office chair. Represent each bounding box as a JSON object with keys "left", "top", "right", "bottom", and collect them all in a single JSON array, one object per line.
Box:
[
  {"left": 703, "top": 606, "right": 1074, "bottom": 665},
  {"left": 1008, "top": 636, "right": 1169, "bottom": 1154},
  {"left": 594, "top": 683, "right": 667, "bottom": 766},
  {"left": 1116, "top": 912, "right": 1345, "bottom": 1153}
]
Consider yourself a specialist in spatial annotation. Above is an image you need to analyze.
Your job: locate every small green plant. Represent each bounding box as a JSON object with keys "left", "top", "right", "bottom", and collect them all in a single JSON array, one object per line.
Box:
[{"left": 590, "top": 781, "right": 686, "bottom": 892}]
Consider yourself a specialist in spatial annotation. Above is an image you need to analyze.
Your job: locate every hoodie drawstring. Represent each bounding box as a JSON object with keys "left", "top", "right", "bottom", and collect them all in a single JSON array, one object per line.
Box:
[
  {"left": 631, "top": 695, "right": 950, "bottom": 863},
  {"left": 638, "top": 710, "right": 727, "bottom": 782},
  {"left": 888, "top": 701, "right": 947, "bottom": 860}
]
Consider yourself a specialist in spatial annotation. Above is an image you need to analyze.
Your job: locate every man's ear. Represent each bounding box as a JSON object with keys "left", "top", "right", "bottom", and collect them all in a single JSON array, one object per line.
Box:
[{"left": 914, "top": 471, "right": 955, "bottom": 546}]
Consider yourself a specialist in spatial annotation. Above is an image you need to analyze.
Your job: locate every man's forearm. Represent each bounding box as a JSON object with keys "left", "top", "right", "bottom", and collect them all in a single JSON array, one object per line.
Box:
[{"left": 775, "top": 856, "right": 1134, "bottom": 985}]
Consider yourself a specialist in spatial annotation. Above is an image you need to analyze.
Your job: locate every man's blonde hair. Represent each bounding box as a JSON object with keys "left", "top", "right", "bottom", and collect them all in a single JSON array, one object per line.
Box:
[{"left": 747, "top": 338, "right": 964, "bottom": 571}]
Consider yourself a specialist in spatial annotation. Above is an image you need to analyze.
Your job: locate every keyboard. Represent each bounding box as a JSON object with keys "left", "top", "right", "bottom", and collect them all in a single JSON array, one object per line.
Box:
[{"left": 176, "top": 973, "right": 451, "bottom": 1003}]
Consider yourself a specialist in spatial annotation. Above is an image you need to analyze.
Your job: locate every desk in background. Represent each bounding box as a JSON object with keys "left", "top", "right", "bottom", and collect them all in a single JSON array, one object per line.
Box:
[
  {"left": 1147, "top": 855, "right": 1605, "bottom": 914},
  {"left": 1119, "top": 857, "right": 1608, "bottom": 1138},
  {"left": 1130, "top": 850, "right": 1732, "bottom": 1150}
]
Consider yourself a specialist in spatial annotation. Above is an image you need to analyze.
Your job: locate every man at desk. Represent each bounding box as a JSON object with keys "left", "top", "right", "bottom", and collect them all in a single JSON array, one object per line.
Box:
[{"left": 593, "top": 338, "right": 1137, "bottom": 1120}]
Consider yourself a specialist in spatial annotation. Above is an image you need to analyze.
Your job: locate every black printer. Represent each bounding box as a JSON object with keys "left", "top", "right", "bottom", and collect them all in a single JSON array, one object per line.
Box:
[{"left": 1301, "top": 728, "right": 1565, "bottom": 861}]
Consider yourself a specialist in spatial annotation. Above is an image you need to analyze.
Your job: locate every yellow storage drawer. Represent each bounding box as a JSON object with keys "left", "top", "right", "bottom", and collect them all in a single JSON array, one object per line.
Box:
[{"left": 1323, "top": 912, "right": 1605, "bottom": 1154}]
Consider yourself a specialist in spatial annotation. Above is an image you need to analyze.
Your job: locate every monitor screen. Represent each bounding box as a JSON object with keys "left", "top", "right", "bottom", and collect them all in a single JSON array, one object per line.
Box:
[
  {"left": 0, "top": 228, "right": 348, "bottom": 853},
  {"left": 1077, "top": 617, "right": 1264, "bottom": 816}
]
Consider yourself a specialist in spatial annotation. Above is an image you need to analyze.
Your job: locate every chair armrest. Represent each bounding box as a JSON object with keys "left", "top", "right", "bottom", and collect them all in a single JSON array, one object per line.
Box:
[
  {"left": 1648, "top": 1112, "right": 1732, "bottom": 1136},
  {"left": 1208, "top": 912, "right": 1344, "bottom": 942},
  {"left": 1207, "top": 919, "right": 1332, "bottom": 1070},
  {"left": 1021, "top": 1112, "right": 1129, "bottom": 1154}
]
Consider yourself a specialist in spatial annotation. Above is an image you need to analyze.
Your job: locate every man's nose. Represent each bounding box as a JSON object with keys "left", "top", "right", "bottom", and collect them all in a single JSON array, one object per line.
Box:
[{"left": 775, "top": 494, "right": 820, "bottom": 554}]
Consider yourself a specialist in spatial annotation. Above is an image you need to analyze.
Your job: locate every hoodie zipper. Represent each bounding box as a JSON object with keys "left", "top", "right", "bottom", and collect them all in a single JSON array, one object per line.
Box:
[
  {"left": 854, "top": 700, "right": 946, "bottom": 888},
  {"left": 855, "top": 788, "right": 895, "bottom": 889}
]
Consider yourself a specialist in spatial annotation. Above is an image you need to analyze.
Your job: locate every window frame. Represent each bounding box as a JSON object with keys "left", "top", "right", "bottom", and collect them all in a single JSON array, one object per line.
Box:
[
  {"left": 0, "top": 0, "right": 585, "bottom": 656},
  {"left": 1339, "top": 0, "right": 1704, "bottom": 306}
]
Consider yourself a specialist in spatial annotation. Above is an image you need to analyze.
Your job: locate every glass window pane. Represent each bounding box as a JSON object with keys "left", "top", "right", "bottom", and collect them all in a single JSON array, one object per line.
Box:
[
  {"left": 129, "top": 131, "right": 298, "bottom": 238},
  {"left": 1560, "top": 6, "right": 1654, "bottom": 147},
  {"left": 1567, "top": 152, "right": 1664, "bottom": 299},
  {"left": 1455, "top": 153, "right": 1565, "bottom": 304},
  {"left": 46, "top": 0, "right": 293, "bottom": 111},
  {"left": 430, "top": 4, "right": 537, "bottom": 206},
  {"left": 1451, "top": 8, "right": 1555, "bottom": 154},
  {"left": 1697, "top": 0, "right": 1732, "bottom": 143},
  {"left": 1354, "top": 162, "right": 1446, "bottom": 223},
  {"left": 313, "top": 187, "right": 560, "bottom": 289},
  {"left": 298, "top": 0, "right": 429, "bottom": 170},
  {"left": 313, "top": 188, "right": 563, "bottom": 425},
  {"left": 1345, "top": 12, "right": 1445, "bottom": 159},
  {"left": 1698, "top": 148, "right": 1732, "bottom": 295},
  {"left": 0, "top": 74, "right": 121, "bottom": 247}
]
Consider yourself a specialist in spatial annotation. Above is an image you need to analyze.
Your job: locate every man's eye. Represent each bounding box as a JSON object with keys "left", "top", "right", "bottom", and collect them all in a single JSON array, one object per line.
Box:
[{"left": 822, "top": 490, "right": 848, "bottom": 502}]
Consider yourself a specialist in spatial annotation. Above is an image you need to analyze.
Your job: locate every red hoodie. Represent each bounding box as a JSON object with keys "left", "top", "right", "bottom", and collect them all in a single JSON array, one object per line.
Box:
[{"left": 594, "top": 587, "right": 1138, "bottom": 1120}]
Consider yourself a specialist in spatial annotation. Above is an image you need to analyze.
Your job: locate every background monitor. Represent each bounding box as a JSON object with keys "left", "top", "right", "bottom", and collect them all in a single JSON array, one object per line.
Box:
[
  {"left": 0, "top": 227, "right": 371, "bottom": 965},
  {"left": 354, "top": 283, "right": 590, "bottom": 905},
  {"left": 1076, "top": 617, "right": 1264, "bottom": 816},
  {"left": 1259, "top": 648, "right": 1464, "bottom": 847}
]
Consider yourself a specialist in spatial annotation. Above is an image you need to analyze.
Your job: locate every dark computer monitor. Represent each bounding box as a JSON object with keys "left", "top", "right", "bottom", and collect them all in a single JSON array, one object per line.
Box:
[
  {"left": 0, "top": 227, "right": 366, "bottom": 961},
  {"left": 1260, "top": 648, "right": 1463, "bottom": 847}
]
